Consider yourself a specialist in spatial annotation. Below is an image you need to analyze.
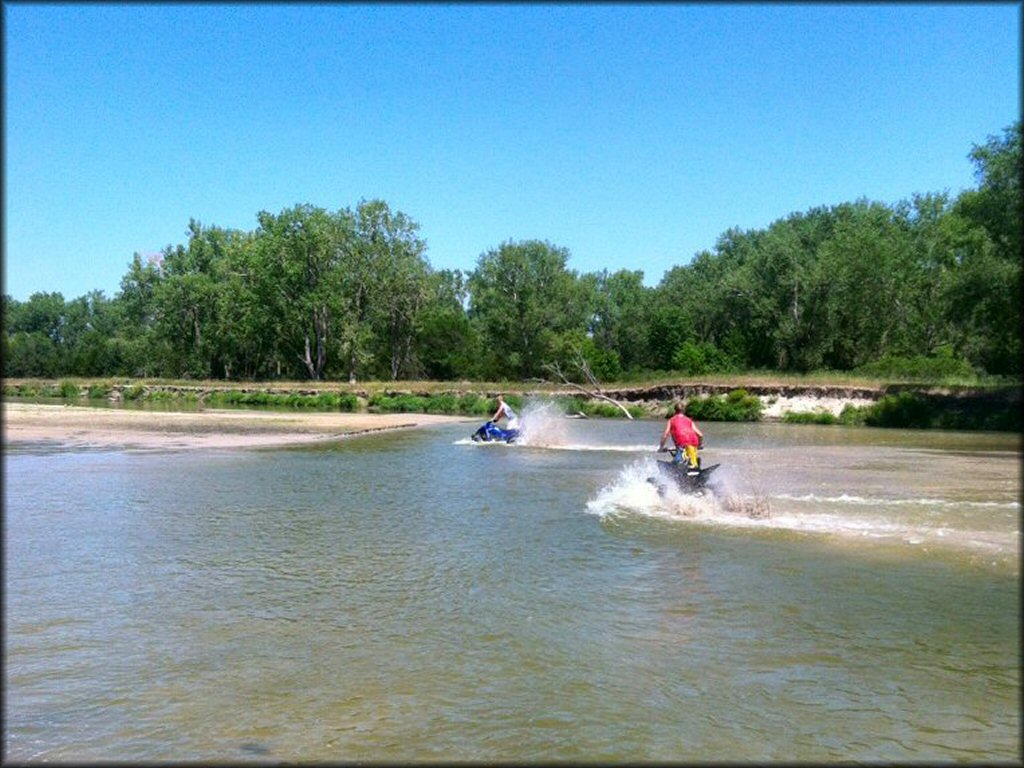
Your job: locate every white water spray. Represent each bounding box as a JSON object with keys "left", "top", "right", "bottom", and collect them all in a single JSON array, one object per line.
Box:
[
  {"left": 585, "top": 457, "right": 723, "bottom": 520},
  {"left": 516, "top": 399, "right": 573, "bottom": 447}
]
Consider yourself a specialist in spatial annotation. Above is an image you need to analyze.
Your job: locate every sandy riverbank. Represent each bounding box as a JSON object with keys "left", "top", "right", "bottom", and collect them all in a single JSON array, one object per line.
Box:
[
  {"left": 759, "top": 393, "right": 878, "bottom": 418},
  {"left": 2, "top": 403, "right": 472, "bottom": 451}
]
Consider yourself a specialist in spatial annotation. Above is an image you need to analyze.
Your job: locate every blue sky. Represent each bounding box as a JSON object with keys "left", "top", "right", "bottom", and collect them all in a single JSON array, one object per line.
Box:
[{"left": 4, "top": 3, "right": 1020, "bottom": 302}]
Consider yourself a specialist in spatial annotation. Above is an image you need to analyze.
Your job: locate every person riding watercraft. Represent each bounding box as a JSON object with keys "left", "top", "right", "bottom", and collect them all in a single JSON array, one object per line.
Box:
[
  {"left": 659, "top": 403, "right": 704, "bottom": 469},
  {"left": 471, "top": 395, "right": 522, "bottom": 443},
  {"left": 491, "top": 395, "right": 520, "bottom": 431}
]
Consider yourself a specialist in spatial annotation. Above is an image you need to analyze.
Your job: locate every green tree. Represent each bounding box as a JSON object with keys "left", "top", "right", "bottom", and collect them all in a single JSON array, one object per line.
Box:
[
  {"left": 947, "top": 122, "right": 1021, "bottom": 375},
  {"left": 587, "top": 269, "right": 653, "bottom": 373},
  {"left": 3, "top": 292, "right": 66, "bottom": 377},
  {"left": 468, "top": 239, "right": 587, "bottom": 379},
  {"left": 253, "top": 204, "right": 348, "bottom": 380},
  {"left": 62, "top": 291, "right": 122, "bottom": 375},
  {"left": 957, "top": 121, "right": 1021, "bottom": 261},
  {"left": 416, "top": 269, "right": 480, "bottom": 380},
  {"left": 352, "top": 199, "right": 430, "bottom": 380},
  {"left": 115, "top": 252, "right": 165, "bottom": 376}
]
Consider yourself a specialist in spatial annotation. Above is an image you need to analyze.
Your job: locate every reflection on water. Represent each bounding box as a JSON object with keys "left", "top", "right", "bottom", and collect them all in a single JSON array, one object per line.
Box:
[{"left": 4, "top": 419, "right": 1020, "bottom": 762}]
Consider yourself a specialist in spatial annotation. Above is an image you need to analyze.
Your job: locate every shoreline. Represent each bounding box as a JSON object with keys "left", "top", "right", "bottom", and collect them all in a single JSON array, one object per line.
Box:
[{"left": 2, "top": 402, "right": 472, "bottom": 451}]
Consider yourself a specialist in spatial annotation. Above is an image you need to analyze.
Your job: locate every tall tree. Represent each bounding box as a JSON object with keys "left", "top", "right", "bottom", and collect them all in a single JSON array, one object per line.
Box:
[
  {"left": 948, "top": 122, "right": 1021, "bottom": 375},
  {"left": 416, "top": 269, "right": 479, "bottom": 380},
  {"left": 587, "top": 269, "right": 652, "bottom": 374},
  {"left": 468, "top": 239, "right": 586, "bottom": 379},
  {"left": 253, "top": 204, "right": 346, "bottom": 380},
  {"left": 352, "top": 199, "right": 430, "bottom": 380}
]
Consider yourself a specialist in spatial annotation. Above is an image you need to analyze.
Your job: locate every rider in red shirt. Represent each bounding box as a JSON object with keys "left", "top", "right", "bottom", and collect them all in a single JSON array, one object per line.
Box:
[{"left": 659, "top": 403, "right": 704, "bottom": 469}]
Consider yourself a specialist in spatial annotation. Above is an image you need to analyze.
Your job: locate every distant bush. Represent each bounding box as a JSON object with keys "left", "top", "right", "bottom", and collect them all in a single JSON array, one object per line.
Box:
[
  {"left": 87, "top": 383, "right": 112, "bottom": 399},
  {"left": 684, "top": 389, "right": 763, "bottom": 421},
  {"left": 123, "top": 384, "right": 146, "bottom": 401},
  {"left": 782, "top": 410, "right": 838, "bottom": 425},
  {"left": 3, "top": 382, "right": 44, "bottom": 397},
  {"left": 59, "top": 380, "right": 81, "bottom": 399},
  {"left": 368, "top": 393, "right": 428, "bottom": 413},
  {"left": 838, "top": 404, "right": 868, "bottom": 425},
  {"left": 458, "top": 393, "right": 493, "bottom": 416},
  {"left": 671, "top": 341, "right": 739, "bottom": 375},
  {"left": 425, "top": 394, "right": 459, "bottom": 413},
  {"left": 781, "top": 405, "right": 867, "bottom": 426},
  {"left": 863, "top": 392, "right": 933, "bottom": 429},
  {"left": 854, "top": 349, "right": 978, "bottom": 382},
  {"left": 203, "top": 389, "right": 359, "bottom": 411},
  {"left": 860, "top": 391, "right": 1020, "bottom": 431}
]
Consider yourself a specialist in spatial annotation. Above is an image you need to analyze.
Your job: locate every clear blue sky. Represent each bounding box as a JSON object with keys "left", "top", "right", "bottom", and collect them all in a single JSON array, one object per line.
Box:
[{"left": 4, "top": 2, "right": 1020, "bottom": 302}]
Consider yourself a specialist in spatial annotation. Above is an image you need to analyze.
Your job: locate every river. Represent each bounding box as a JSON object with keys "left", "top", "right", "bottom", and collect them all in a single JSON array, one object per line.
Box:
[{"left": 4, "top": 407, "right": 1020, "bottom": 762}]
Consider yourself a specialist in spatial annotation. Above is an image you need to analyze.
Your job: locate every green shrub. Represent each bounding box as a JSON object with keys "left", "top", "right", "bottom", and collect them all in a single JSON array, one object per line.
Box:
[
  {"left": 123, "top": 384, "right": 146, "bottom": 401},
  {"left": 457, "top": 393, "right": 492, "bottom": 416},
  {"left": 863, "top": 392, "right": 933, "bottom": 428},
  {"left": 59, "top": 380, "right": 81, "bottom": 399},
  {"left": 684, "top": 389, "right": 763, "bottom": 422},
  {"left": 205, "top": 390, "right": 354, "bottom": 411},
  {"left": 857, "top": 390, "right": 1011, "bottom": 430},
  {"left": 4, "top": 383, "right": 41, "bottom": 397},
  {"left": 426, "top": 394, "right": 459, "bottom": 414},
  {"left": 87, "top": 383, "right": 112, "bottom": 399},
  {"left": 211, "top": 390, "right": 246, "bottom": 405},
  {"left": 782, "top": 411, "right": 837, "bottom": 425},
  {"left": 369, "top": 393, "right": 428, "bottom": 413},
  {"left": 671, "top": 341, "right": 739, "bottom": 375},
  {"left": 854, "top": 349, "right": 977, "bottom": 382},
  {"left": 781, "top": 404, "right": 869, "bottom": 426},
  {"left": 838, "top": 404, "right": 868, "bottom": 426},
  {"left": 315, "top": 392, "right": 339, "bottom": 409}
]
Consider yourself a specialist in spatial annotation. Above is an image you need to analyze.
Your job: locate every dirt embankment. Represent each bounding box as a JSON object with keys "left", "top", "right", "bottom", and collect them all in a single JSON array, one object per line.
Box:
[
  {"left": 596, "top": 382, "right": 1021, "bottom": 420},
  {"left": 6, "top": 379, "right": 1019, "bottom": 424},
  {"left": 599, "top": 383, "right": 882, "bottom": 418}
]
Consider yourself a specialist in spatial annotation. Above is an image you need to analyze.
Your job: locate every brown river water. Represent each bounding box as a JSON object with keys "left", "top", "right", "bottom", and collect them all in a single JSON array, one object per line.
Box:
[{"left": 4, "top": 404, "right": 1020, "bottom": 761}]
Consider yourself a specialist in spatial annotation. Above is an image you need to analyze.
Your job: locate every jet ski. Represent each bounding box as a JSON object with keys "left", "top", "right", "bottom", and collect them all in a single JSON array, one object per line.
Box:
[
  {"left": 471, "top": 420, "right": 521, "bottom": 444},
  {"left": 648, "top": 454, "right": 720, "bottom": 493}
]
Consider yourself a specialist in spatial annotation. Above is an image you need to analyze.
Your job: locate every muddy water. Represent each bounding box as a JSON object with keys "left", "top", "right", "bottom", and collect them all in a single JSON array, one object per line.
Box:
[{"left": 4, "top": 412, "right": 1019, "bottom": 761}]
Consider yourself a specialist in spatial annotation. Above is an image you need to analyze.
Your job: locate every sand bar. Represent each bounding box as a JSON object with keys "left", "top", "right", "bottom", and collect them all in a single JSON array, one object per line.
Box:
[{"left": 3, "top": 402, "right": 471, "bottom": 451}]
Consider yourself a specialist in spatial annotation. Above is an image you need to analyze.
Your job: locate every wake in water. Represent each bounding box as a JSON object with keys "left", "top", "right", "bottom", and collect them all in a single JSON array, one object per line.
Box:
[
  {"left": 585, "top": 456, "right": 770, "bottom": 523},
  {"left": 586, "top": 457, "right": 1017, "bottom": 562}
]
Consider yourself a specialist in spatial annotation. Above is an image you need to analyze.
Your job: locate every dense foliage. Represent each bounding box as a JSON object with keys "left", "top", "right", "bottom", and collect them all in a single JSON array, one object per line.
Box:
[{"left": 4, "top": 124, "right": 1020, "bottom": 382}]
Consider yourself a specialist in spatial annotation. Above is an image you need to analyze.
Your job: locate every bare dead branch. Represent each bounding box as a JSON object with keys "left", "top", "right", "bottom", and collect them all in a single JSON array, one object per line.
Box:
[{"left": 543, "top": 354, "right": 634, "bottom": 419}]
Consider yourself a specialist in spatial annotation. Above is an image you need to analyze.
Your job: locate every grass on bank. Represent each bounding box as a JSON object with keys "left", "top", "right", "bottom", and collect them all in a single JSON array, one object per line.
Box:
[{"left": 3, "top": 375, "right": 1020, "bottom": 431}]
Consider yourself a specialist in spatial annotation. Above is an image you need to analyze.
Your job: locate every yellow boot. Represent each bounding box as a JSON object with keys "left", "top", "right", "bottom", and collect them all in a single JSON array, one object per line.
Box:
[{"left": 684, "top": 445, "right": 699, "bottom": 469}]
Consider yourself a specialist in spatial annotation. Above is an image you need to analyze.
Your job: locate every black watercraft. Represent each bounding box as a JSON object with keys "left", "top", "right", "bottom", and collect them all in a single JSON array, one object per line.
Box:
[
  {"left": 648, "top": 457, "right": 720, "bottom": 493},
  {"left": 471, "top": 420, "right": 521, "bottom": 444}
]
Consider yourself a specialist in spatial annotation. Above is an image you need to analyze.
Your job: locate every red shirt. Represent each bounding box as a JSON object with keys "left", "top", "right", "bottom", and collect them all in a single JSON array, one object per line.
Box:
[{"left": 669, "top": 413, "right": 699, "bottom": 446}]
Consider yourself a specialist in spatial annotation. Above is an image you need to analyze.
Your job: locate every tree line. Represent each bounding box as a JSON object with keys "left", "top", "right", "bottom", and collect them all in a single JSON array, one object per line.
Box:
[{"left": 4, "top": 123, "right": 1019, "bottom": 382}]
